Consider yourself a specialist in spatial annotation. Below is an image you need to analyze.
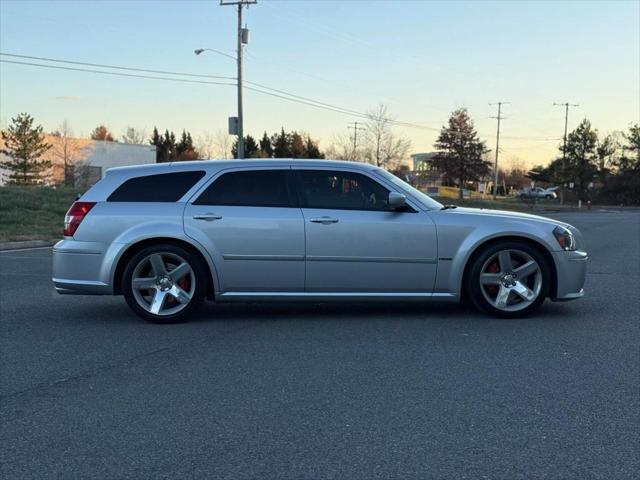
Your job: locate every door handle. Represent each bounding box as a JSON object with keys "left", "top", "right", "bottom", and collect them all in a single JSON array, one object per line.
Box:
[
  {"left": 193, "top": 213, "right": 223, "bottom": 221},
  {"left": 310, "top": 216, "right": 339, "bottom": 224}
]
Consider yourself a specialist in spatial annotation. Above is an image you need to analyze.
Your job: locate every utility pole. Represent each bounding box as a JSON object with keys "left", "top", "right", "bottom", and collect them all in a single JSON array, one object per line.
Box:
[
  {"left": 347, "top": 121, "right": 366, "bottom": 160},
  {"left": 489, "top": 102, "right": 509, "bottom": 199},
  {"left": 220, "top": 0, "right": 256, "bottom": 159},
  {"left": 553, "top": 102, "right": 579, "bottom": 205}
]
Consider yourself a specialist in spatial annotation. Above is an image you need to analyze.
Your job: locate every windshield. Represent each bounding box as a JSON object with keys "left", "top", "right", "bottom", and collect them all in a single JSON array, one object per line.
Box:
[{"left": 374, "top": 168, "right": 444, "bottom": 210}]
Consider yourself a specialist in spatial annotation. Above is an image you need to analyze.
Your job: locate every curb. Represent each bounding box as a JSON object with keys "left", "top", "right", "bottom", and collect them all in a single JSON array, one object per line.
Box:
[{"left": 0, "top": 240, "right": 55, "bottom": 251}]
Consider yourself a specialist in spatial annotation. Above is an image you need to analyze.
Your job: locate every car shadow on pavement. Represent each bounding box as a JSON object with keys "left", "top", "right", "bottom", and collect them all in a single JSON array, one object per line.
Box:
[
  {"left": 62, "top": 295, "right": 579, "bottom": 326},
  {"left": 185, "top": 298, "right": 577, "bottom": 325}
]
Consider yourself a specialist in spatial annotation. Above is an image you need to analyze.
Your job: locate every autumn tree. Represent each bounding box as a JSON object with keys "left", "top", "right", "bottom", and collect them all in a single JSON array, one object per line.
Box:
[
  {"left": 0, "top": 113, "right": 51, "bottom": 185},
  {"left": 90, "top": 125, "right": 115, "bottom": 142},
  {"left": 432, "top": 108, "right": 490, "bottom": 199}
]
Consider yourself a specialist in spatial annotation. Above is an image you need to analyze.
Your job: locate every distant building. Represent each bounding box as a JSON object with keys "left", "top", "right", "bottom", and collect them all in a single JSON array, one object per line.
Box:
[
  {"left": 410, "top": 152, "right": 442, "bottom": 187},
  {"left": 0, "top": 135, "right": 156, "bottom": 187},
  {"left": 411, "top": 152, "right": 439, "bottom": 171}
]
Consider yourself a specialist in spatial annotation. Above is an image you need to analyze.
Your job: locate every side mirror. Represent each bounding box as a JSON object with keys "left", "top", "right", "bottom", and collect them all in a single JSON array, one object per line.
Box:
[{"left": 388, "top": 191, "right": 407, "bottom": 209}]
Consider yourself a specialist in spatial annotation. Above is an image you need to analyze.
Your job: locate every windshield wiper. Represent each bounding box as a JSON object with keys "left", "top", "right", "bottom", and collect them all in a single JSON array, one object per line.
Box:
[{"left": 440, "top": 204, "right": 458, "bottom": 210}]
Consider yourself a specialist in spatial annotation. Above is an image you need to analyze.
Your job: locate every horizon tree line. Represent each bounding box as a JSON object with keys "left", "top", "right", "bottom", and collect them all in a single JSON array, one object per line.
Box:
[{"left": 1, "top": 111, "right": 638, "bottom": 205}]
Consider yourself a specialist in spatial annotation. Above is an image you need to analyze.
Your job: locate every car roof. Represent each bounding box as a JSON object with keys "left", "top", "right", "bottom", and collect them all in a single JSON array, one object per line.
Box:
[{"left": 105, "top": 158, "right": 378, "bottom": 176}]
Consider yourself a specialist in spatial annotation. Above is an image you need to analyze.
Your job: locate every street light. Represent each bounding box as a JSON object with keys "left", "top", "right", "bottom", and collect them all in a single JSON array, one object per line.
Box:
[
  {"left": 194, "top": 1, "right": 254, "bottom": 159},
  {"left": 194, "top": 48, "right": 236, "bottom": 61}
]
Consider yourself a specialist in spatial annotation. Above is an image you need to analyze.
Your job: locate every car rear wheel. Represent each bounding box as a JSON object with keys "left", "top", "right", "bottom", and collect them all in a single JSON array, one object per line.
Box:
[
  {"left": 122, "top": 244, "right": 206, "bottom": 323},
  {"left": 467, "top": 241, "right": 550, "bottom": 318}
]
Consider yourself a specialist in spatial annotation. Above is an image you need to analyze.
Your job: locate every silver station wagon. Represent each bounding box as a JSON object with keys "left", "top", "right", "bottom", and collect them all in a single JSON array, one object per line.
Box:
[{"left": 52, "top": 160, "right": 587, "bottom": 323}]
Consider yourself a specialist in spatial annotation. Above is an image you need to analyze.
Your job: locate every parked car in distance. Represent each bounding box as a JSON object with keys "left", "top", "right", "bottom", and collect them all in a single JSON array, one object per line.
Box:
[
  {"left": 518, "top": 186, "right": 558, "bottom": 200},
  {"left": 52, "top": 160, "right": 587, "bottom": 323}
]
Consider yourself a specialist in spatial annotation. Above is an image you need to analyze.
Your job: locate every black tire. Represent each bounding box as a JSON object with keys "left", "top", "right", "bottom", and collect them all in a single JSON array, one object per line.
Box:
[
  {"left": 545, "top": 194, "right": 553, "bottom": 199},
  {"left": 466, "top": 240, "right": 551, "bottom": 318},
  {"left": 122, "top": 243, "right": 207, "bottom": 323}
]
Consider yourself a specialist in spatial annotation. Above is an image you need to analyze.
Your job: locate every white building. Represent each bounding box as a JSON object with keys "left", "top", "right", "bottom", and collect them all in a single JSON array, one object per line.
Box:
[{"left": 0, "top": 136, "right": 156, "bottom": 186}]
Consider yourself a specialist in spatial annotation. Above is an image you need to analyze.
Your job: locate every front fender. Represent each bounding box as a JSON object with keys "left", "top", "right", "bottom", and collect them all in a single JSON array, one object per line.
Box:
[{"left": 429, "top": 210, "right": 561, "bottom": 296}]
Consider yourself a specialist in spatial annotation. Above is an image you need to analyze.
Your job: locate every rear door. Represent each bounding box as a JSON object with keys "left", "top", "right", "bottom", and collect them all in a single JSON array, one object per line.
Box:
[
  {"left": 184, "top": 167, "right": 305, "bottom": 293},
  {"left": 293, "top": 168, "right": 437, "bottom": 293}
]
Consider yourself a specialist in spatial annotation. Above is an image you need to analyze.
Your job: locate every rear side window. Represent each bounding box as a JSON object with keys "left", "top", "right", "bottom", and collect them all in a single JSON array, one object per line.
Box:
[
  {"left": 107, "top": 171, "right": 205, "bottom": 202},
  {"left": 194, "top": 170, "right": 291, "bottom": 207}
]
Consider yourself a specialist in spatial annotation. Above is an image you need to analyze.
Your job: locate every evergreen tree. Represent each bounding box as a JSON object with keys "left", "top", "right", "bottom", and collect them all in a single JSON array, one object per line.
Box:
[
  {"left": 231, "top": 135, "right": 259, "bottom": 158},
  {"left": 290, "top": 132, "right": 307, "bottom": 158},
  {"left": 272, "top": 128, "right": 290, "bottom": 158},
  {"left": 620, "top": 124, "right": 640, "bottom": 170},
  {"left": 432, "top": 108, "right": 490, "bottom": 199},
  {"left": 176, "top": 130, "right": 199, "bottom": 160},
  {"left": 259, "top": 132, "right": 273, "bottom": 157},
  {"left": 0, "top": 113, "right": 52, "bottom": 185},
  {"left": 304, "top": 135, "right": 324, "bottom": 159},
  {"left": 562, "top": 119, "right": 598, "bottom": 201},
  {"left": 149, "top": 127, "right": 165, "bottom": 163},
  {"left": 604, "top": 123, "right": 640, "bottom": 204}
]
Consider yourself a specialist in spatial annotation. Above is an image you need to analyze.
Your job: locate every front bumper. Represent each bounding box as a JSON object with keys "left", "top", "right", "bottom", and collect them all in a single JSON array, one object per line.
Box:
[
  {"left": 52, "top": 239, "right": 113, "bottom": 295},
  {"left": 551, "top": 249, "right": 588, "bottom": 301}
]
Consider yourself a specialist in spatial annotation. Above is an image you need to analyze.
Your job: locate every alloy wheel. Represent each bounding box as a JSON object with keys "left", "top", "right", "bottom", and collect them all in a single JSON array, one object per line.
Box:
[
  {"left": 479, "top": 249, "right": 542, "bottom": 312},
  {"left": 130, "top": 252, "right": 196, "bottom": 316}
]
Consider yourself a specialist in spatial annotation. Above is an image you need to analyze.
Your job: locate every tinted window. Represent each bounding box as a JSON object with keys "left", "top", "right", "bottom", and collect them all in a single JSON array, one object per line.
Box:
[
  {"left": 194, "top": 170, "right": 291, "bottom": 207},
  {"left": 298, "top": 170, "right": 391, "bottom": 211},
  {"left": 108, "top": 171, "right": 205, "bottom": 202}
]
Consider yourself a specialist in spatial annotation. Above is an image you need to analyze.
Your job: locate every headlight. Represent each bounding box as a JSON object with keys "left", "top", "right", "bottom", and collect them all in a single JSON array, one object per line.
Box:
[{"left": 553, "top": 225, "right": 576, "bottom": 251}]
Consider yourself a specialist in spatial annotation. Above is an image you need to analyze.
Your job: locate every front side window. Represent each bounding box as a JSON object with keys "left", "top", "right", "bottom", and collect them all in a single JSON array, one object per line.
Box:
[
  {"left": 108, "top": 171, "right": 205, "bottom": 202},
  {"left": 194, "top": 170, "right": 291, "bottom": 207},
  {"left": 297, "top": 170, "right": 391, "bottom": 211}
]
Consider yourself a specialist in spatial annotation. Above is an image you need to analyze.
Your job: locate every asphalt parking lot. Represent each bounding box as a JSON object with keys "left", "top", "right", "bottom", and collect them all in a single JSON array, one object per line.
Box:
[{"left": 1, "top": 210, "right": 639, "bottom": 479}]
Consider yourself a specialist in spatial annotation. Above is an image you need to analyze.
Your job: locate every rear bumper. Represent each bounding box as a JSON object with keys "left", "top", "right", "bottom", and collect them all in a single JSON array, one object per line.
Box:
[
  {"left": 52, "top": 239, "right": 114, "bottom": 295},
  {"left": 551, "top": 249, "right": 588, "bottom": 301}
]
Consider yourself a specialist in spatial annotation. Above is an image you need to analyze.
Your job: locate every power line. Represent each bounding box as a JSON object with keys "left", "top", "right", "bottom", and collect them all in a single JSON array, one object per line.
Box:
[
  {"left": 1, "top": 54, "right": 441, "bottom": 132},
  {"left": 0, "top": 52, "right": 236, "bottom": 80},
  {"left": 0, "top": 52, "right": 439, "bottom": 131},
  {"left": 0, "top": 59, "right": 237, "bottom": 87},
  {"left": 1, "top": 51, "right": 567, "bottom": 143}
]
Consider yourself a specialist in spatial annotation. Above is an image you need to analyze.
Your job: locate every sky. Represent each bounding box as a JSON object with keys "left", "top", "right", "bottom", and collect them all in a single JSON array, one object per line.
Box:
[{"left": 1, "top": 0, "right": 639, "bottom": 168}]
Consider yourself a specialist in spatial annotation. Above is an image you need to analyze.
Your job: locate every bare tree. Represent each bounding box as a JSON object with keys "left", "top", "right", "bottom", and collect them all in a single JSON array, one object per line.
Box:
[
  {"left": 363, "top": 104, "right": 411, "bottom": 169},
  {"left": 195, "top": 130, "right": 234, "bottom": 160},
  {"left": 325, "top": 132, "right": 363, "bottom": 162},
  {"left": 195, "top": 130, "right": 232, "bottom": 160},
  {"left": 49, "top": 120, "right": 85, "bottom": 186},
  {"left": 121, "top": 126, "right": 147, "bottom": 145}
]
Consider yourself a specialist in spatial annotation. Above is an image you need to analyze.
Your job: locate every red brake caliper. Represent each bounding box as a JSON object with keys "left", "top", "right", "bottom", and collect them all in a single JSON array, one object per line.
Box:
[
  {"left": 178, "top": 277, "right": 190, "bottom": 291},
  {"left": 485, "top": 261, "right": 500, "bottom": 296}
]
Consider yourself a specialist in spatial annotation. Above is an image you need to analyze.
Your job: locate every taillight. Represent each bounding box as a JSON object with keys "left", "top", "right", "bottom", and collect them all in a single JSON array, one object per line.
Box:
[{"left": 63, "top": 202, "right": 96, "bottom": 237}]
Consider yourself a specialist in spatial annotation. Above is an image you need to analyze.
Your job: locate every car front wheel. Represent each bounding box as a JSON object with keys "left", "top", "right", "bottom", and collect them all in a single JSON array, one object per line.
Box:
[
  {"left": 122, "top": 244, "right": 206, "bottom": 323},
  {"left": 467, "top": 241, "right": 551, "bottom": 318}
]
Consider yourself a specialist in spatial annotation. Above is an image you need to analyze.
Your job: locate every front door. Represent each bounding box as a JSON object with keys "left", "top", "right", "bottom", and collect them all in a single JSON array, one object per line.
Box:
[
  {"left": 294, "top": 168, "right": 437, "bottom": 293},
  {"left": 184, "top": 168, "right": 305, "bottom": 293}
]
